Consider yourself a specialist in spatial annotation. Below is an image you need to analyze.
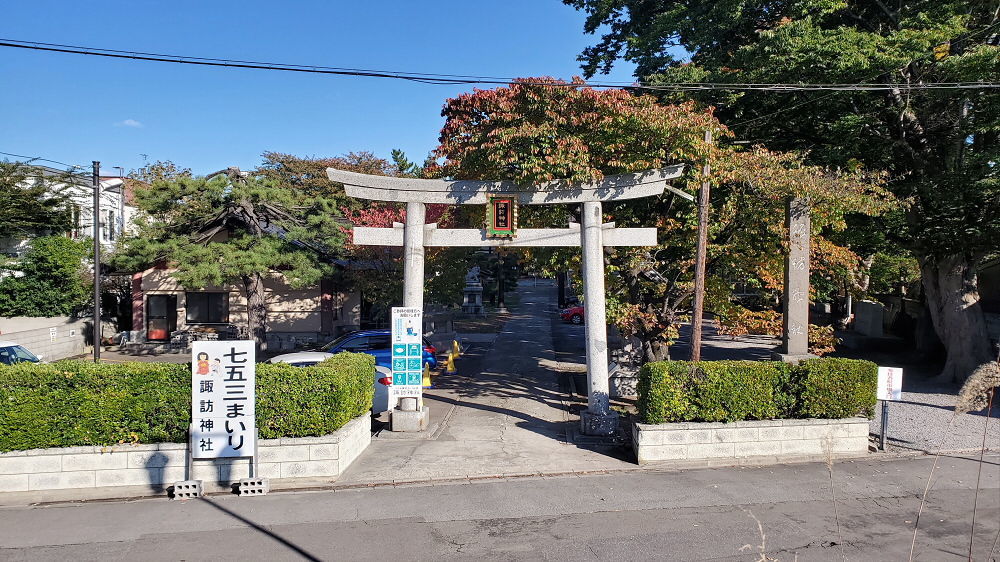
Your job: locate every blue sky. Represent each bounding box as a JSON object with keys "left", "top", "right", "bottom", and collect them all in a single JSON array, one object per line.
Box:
[{"left": 2, "top": 1, "right": 637, "bottom": 176}]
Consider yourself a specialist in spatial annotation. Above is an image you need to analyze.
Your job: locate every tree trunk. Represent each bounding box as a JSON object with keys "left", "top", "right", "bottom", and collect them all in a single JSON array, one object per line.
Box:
[
  {"left": 920, "top": 254, "right": 993, "bottom": 383},
  {"left": 242, "top": 272, "right": 268, "bottom": 353},
  {"left": 643, "top": 338, "right": 671, "bottom": 362}
]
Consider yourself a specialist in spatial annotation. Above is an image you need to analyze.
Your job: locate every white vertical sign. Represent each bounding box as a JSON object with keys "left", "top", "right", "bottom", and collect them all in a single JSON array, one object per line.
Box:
[
  {"left": 191, "top": 340, "right": 256, "bottom": 458},
  {"left": 389, "top": 307, "right": 423, "bottom": 401},
  {"left": 877, "top": 367, "right": 903, "bottom": 401}
]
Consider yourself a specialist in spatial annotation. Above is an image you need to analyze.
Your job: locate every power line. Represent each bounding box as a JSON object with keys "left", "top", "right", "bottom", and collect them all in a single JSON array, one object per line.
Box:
[
  {"left": 0, "top": 150, "right": 89, "bottom": 171},
  {"left": 1, "top": 38, "right": 998, "bottom": 92}
]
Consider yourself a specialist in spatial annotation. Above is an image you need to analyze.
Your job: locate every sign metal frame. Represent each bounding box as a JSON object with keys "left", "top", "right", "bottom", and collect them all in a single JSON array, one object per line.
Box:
[
  {"left": 485, "top": 194, "right": 517, "bottom": 238},
  {"left": 188, "top": 340, "right": 259, "bottom": 479}
]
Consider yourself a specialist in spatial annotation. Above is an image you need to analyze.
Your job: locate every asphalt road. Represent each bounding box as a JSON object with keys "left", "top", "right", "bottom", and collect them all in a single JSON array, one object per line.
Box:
[{"left": 1, "top": 453, "right": 997, "bottom": 561}]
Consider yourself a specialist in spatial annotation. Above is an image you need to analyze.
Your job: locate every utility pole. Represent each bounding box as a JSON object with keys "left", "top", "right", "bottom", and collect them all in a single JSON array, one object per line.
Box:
[
  {"left": 92, "top": 161, "right": 101, "bottom": 363},
  {"left": 690, "top": 130, "right": 712, "bottom": 362}
]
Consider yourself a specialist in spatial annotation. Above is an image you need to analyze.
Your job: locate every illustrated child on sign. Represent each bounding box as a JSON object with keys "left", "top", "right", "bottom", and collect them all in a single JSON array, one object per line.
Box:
[
  {"left": 196, "top": 352, "right": 211, "bottom": 375},
  {"left": 406, "top": 319, "right": 416, "bottom": 337}
]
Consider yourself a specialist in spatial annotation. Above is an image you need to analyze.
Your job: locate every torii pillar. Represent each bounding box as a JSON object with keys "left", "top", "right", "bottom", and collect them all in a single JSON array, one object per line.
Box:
[{"left": 329, "top": 166, "right": 686, "bottom": 435}]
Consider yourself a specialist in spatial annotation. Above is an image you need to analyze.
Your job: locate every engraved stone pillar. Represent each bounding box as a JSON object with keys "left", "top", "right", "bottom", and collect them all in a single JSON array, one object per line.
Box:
[
  {"left": 774, "top": 197, "right": 815, "bottom": 362},
  {"left": 580, "top": 201, "right": 619, "bottom": 435}
]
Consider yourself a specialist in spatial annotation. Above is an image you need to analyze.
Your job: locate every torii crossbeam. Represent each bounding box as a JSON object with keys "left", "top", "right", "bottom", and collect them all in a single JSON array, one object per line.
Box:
[{"left": 329, "top": 166, "right": 686, "bottom": 436}]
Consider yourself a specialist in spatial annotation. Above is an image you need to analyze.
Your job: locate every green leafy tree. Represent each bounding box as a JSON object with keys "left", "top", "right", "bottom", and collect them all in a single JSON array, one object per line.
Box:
[
  {"left": 0, "top": 236, "right": 91, "bottom": 317},
  {"left": 115, "top": 172, "right": 347, "bottom": 351},
  {"left": 436, "top": 78, "right": 889, "bottom": 360},
  {"left": 567, "top": 0, "right": 1000, "bottom": 384},
  {"left": 0, "top": 162, "right": 74, "bottom": 240}
]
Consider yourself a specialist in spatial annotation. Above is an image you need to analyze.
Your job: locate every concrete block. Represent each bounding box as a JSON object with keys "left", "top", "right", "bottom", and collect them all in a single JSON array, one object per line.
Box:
[
  {"left": 687, "top": 443, "right": 736, "bottom": 459},
  {"left": 280, "top": 460, "right": 338, "bottom": 479},
  {"left": 163, "top": 461, "right": 225, "bottom": 483},
  {"left": 0, "top": 454, "right": 62, "bottom": 475},
  {"left": 208, "top": 458, "right": 253, "bottom": 482},
  {"left": 237, "top": 477, "right": 270, "bottom": 496},
  {"left": 258, "top": 445, "right": 310, "bottom": 463},
  {"left": 127, "top": 449, "right": 186, "bottom": 469},
  {"left": 29, "top": 471, "right": 96, "bottom": 490},
  {"left": 780, "top": 439, "right": 826, "bottom": 456},
  {"left": 801, "top": 425, "right": 836, "bottom": 440},
  {"left": 790, "top": 419, "right": 831, "bottom": 426},
  {"left": 26, "top": 445, "right": 96, "bottom": 456},
  {"left": 637, "top": 444, "right": 688, "bottom": 464},
  {"left": 96, "top": 468, "right": 161, "bottom": 487},
  {"left": 62, "top": 452, "right": 129, "bottom": 471},
  {"left": 309, "top": 444, "right": 340, "bottom": 461},
  {"left": 392, "top": 406, "right": 429, "bottom": 432},
  {"left": 683, "top": 429, "right": 713, "bottom": 443},
  {"left": 760, "top": 426, "right": 804, "bottom": 441},
  {"left": 191, "top": 463, "right": 220, "bottom": 482},
  {"left": 256, "top": 463, "right": 281, "bottom": 479},
  {"left": 280, "top": 435, "right": 339, "bottom": 446},
  {"left": 172, "top": 480, "right": 203, "bottom": 499},
  {"left": 735, "top": 420, "right": 782, "bottom": 427},
  {"left": 712, "top": 427, "right": 760, "bottom": 443},
  {"left": 636, "top": 422, "right": 689, "bottom": 431},
  {"left": 847, "top": 422, "right": 871, "bottom": 438},
  {"left": 0, "top": 473, "right": 31, "bottom": 492},
  {"left": 640, "top": 428, "right": 689, "bottom": 446},
  {"left": 828, "top": 436, "right": 868, "bottom": 453},
  {"left": 735, "top": 440, "right": 783, "bottom": 458}
]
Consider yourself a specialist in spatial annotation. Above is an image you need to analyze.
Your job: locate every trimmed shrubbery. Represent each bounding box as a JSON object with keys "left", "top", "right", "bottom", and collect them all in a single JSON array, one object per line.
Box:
[
  {"left": 0, "top": 353, "right": 374, "bottom": 452},
  {"left": 637, "top": 358, "right": 877, "bottom": 424}
]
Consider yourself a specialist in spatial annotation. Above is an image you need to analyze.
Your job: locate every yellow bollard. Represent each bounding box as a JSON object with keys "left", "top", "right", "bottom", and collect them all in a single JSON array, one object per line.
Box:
[
  {"left": 445, "top": 351, "right": 458, "bottom": 375},
  {"left": 422, "top": 363, "right": 433, "bottom": 388},
  {"left": 452, "top": 340, "right": 461, "bottom": 358}
]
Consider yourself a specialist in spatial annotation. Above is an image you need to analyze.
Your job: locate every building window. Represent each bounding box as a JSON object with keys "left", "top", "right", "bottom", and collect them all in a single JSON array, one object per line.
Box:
[
  {"left": 107, "top": 210, "right": 116, "bottom": 241},
  {"left": 186, "top": 292, "right": 229, "bottom": 323}
]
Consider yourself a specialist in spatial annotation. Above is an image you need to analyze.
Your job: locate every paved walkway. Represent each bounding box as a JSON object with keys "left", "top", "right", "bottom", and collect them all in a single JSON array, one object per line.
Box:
[{"left": 337, "top": 284, "right": 634, "bottom": 485}]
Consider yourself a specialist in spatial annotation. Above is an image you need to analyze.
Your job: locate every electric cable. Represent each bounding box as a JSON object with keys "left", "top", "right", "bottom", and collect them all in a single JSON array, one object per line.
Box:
[{"left": 1, "top": 38, "right": 997, "bottom": 92}]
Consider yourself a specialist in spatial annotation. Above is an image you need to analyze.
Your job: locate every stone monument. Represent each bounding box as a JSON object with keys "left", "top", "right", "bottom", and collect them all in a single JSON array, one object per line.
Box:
[
  {"left": 462, "top": 266, "right": 485, "bottom": 314},
  {"left": 774, "top": 197, "right": 817, "bottom": 362}
]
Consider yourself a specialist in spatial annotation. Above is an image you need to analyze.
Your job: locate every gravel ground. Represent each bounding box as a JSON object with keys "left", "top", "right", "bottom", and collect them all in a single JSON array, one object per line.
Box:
[{"left": 869, "top": 371, "right": 1000, "bottom": 453}]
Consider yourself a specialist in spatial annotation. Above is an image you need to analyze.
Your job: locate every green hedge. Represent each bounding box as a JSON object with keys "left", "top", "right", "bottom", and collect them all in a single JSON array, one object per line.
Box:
[
  {"left": 797, "top": 358, "right": 878, "bottom": 419},
  {"left": 638, "top": 358, "right": 877, "bottom": 424},
  {"left": 0, "top": 353, "right": 374, "bottom": 452}
]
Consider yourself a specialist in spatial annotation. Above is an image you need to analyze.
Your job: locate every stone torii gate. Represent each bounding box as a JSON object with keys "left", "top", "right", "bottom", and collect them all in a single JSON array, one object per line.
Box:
[{"left": 328, "top": 166, "right": 685, "bottom": 435}]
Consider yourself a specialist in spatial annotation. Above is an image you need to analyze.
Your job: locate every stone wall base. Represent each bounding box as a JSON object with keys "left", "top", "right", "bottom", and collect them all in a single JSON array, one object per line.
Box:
[
  {"left": 0, "top": 413, "right": 371, "bottom": 502},
  {"left": 633, "top": 417, "right": 869, "bottom": 465}
]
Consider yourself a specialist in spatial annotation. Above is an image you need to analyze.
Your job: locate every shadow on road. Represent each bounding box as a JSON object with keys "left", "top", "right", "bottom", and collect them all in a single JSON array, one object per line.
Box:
[{"left": 198, "top": 497, "right": 322, "bottom": 561}]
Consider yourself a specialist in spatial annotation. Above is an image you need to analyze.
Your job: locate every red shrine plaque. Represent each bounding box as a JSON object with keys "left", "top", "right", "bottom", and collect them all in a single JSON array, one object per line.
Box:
[{"left": 486, "top": 195, "right": 517, "bottom": 238}]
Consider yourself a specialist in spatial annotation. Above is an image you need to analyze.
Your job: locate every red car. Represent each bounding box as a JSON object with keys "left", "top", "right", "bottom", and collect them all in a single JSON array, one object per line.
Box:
[{"left": 560, "top": 305, "right": 584, "bottom": 324}]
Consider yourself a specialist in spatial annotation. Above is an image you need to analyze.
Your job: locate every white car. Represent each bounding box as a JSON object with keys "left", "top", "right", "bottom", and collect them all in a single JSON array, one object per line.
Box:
[
  {"left": 0, "top": 341, "right": 42, "bottom": 365},
  {"left": 266, "top": 353, "right": 392, "bottom": 414}
]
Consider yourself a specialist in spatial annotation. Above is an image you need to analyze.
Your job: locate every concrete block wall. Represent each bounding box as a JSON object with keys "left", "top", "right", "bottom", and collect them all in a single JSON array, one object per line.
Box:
[
  {"left": 633, "top": 417, "right": 869, "bottom": 465},
  {"left": 0, "top": 413, "right": 371, "bottom": 497},
  {"left": 0, "top": 317, "right": 91, "bottom": 361}
]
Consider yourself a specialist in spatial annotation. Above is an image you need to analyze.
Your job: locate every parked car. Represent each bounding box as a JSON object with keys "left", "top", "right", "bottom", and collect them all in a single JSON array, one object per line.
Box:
[
  {"left": 0, "top": 341, "right": 42, "bottom": 365},
  {"left": 266, "top": 329, "right": 438, "bottom": 370},
  {"left": 560, "top": 305, "right": 585, "bottom": 324},
  {"left": 266, "top": 330, "right": 438, "bottom": 414}
]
